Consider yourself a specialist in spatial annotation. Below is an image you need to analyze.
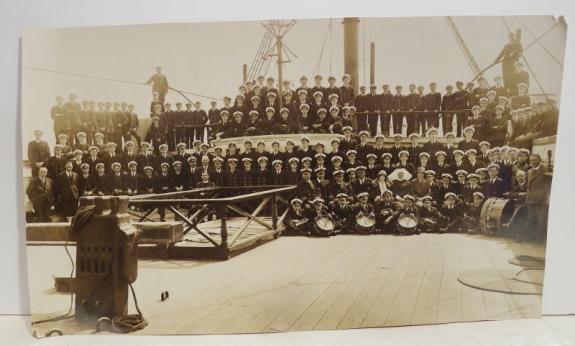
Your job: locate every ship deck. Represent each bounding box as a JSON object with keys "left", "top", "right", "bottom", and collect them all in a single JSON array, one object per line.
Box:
[{"left": 28, "top": 232, "right": 545, "bottom": 336}]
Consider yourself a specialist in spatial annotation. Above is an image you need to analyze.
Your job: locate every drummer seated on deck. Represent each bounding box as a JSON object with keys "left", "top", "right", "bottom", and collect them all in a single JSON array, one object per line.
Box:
[
  {"left": 438, "top": 192, "right": 464, "bottom": 233},
  {"left": 397, "top": 194, "right": 420, "bottom": 235},
  {"left": 331, "top": 193, "right": 354, "bottom": 234},
  {"left": 353, "top": 192, "right": 375, "bottom": 234},
  {"left": 283, "top": 198, "right": 311, "bottom": 236}
]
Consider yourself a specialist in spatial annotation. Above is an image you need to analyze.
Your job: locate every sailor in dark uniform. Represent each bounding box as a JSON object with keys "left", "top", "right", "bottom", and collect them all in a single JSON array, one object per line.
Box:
[
  {"left": 380, "top": 153, "right": 395, "bottom": 176},
  {"left": 332, "top": 193, "right": 353, "bottom": 232},
  {"left": 483, "top": 163, "right": 506, "bottom": 198},
  {"left": 422, "top": 127, "right": 443, "bottom": 160},
  {"left": 365, "top": 154, "right": 380, "bottom": 180},
  {"left": 239, "top": 157, "right": 255, "bottom": 186},
  {"left": 339, "top": 74, "right": 355, "bottom": 106},
  {"left": 407, "top": 133, "right": 422, "bottom": 165},
  {"left": 77, "top": 163, "right": 95, "bottom": 197},
  {"left": 443, "top": 132, "right": 457, "bottom": 164},
  {"left": 286, "top": 157, "right": 301, "bottom": 185},
  {"left": 389, "top": 134, "right": 404, "bottom": 164},
  {"left": 432, "top": 151, "right": 451, "bottom": 178},
  {"left": 107, "top": 162, "right": 126, "bottom": 196},
  {"left": 339, "top": 126, "right": 357, "bottom": 153},
  {"left": 124, "top": 161, "right": 142, "bottom": 196},
  {"left": 458, "top": 126, "right": 481, "bottom": 152},
  {"left": 310, "top": 75, "right": 326, "bottom": 103}
]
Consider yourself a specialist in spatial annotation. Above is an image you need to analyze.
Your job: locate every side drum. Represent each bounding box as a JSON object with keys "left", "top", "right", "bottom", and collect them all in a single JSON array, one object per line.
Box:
[{"left": 479, "top": 198, "right": 514, "bottom": 234}]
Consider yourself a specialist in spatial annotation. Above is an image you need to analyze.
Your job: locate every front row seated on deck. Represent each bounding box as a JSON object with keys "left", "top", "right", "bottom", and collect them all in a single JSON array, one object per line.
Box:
[{"left": 283, "top": 186, "right": 488, "bottom": 237}]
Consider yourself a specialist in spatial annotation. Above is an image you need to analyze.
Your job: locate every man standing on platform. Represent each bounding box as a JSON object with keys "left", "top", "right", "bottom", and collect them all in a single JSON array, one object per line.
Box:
[
  {"left": 526, "top": 154, "right": 550, "bottom": 243},
  {"left": 26, "top": 167, "right": 53, "bottom": 222},
  {"left": 146, "top": 66, "right": 169, "bottom": 105},
  {"left": 28, "top": 130, "right": 51, "bottom": 177}
]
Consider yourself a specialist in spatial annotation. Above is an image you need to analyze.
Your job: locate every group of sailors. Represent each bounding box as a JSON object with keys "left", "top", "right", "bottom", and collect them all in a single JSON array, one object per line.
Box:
[{"left": 26, "top": 122, "right": 549, "bottom": 242}]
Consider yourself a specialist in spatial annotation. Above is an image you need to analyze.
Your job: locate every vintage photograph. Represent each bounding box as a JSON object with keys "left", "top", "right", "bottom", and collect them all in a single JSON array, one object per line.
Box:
[{"left": 22, "top": 16, "right": 566, "bottom": 336}]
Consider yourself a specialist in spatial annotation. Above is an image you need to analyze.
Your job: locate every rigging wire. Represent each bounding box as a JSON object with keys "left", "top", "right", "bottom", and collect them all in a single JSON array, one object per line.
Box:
[
  {"left": 500, "top": 17, "right": 550, "bottom": 99},
  {"left": 23, "top": 66, "right": 224, "bottom": 101},
  {"left": 514, "top": 16, "right": 563, "bottom": 68},
  {"left": 329, "top": 18, "right": 333, "bottom": 75},
  {"left": 467, "top": 17, "right": 484, "bottom": 68},
  {"left": 312, "top": 20, "right": 332, "bottom": 76}
]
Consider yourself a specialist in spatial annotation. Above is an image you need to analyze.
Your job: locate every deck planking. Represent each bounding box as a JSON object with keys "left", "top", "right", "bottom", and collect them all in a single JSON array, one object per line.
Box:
[{"left": 28, "top": 233, "right": 545, "bottom": 336}]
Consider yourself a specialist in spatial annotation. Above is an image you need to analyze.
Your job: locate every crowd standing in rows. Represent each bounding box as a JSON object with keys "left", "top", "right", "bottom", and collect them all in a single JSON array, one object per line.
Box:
[{"left": 27, "top": 68, "right": 555, "bottom": 243}]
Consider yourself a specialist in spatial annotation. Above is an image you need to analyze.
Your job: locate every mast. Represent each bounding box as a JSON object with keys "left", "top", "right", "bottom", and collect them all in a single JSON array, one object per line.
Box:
[
  {"left": 261, "top": 20, "right": 297, "bottom": 108},
  {"left": 343, "top": 17, "right": 360, "bottom": 91},
  {"left": 369, "top": 42, "right": 375, "bottom": 85}
]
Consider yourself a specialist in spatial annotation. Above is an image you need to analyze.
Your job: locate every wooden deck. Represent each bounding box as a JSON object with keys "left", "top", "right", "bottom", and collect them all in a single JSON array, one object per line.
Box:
[{"left": 28, "top": 233, "right": 545, "bottom": 336}]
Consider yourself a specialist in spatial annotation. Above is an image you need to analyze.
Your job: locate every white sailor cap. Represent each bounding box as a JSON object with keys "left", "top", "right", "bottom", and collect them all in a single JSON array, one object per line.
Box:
[
  {"left": 213, "top": 157, "right": 224, "bottom": 162},
  {"left": 331, "top": 155, "right": 343, "bottom": 162},
  {"left": 244, "top": 139, "right": 253, "bottom": 145},
  {"left": 94, "top": 132, "right": 104, "bottom": 138},
  {"left": 487, "top": 163, "right": 500, "bottom": 170},
  {"left": 408, "top": 133, "right": 420, "bottom": 139},
  {"left": 227, "top": 157, "right": 238, "bottom": 163},
  {"left": 314, "top": 167, "right": 326, "bottom": 173},
  {"left": 445, "top": 192, "right": 457, "bottom": 199},
  {"left": 95, "top": 162, "right": 105, "bottom": 169},
  {"left": 419, "top": 152, "right": 430, "bottom": 158},
  {"left": 359, "top": 130, "right": 370, "bottom": 137},
  {"left": 286, "top": 139, "right": 295, "bottom": 145},
  {"left": 425, "top": 170, "right": 436, "bottom": 176},
  {"left": 89, "top": 145, "right": 99, "bottom": 151},
  {"left": 435, "top": 150, "right": 447, "bottom": 157},
  {"left": 242, "top": 157, "right": 253, "bottom": 162},
  {"left": 111, "top": 162, "right": 122, "bottom": 169},
  {"left": 249, "top": 110, "right": 259, "bottom": 116},
  {"left": 288, "top": 157, "right": 300, "bottom": 163},
  {"left": 357, "top": 192, "right": 369, "bottom": 198},
  {"left": 267, "top": 92, "right": 277, "bottom": 98},
  {"left": 329, "top": 93, "right": 339, "bottom": 100},
  {"left": 265, "top": 107, "right": 275, "bottom": 113},
  {"left": 456, "top": 169, "right": 468, "bottom": 176},
  {"left": 441, "top": 173, "right": 453, "bottom": 179},
  {"left": 465, "top": 149, "right": 477, "bottom": 155},
  {"left": 176, "top": 142, "right": 187, "bottom": 149},
  {"left": 187, "top": 156, "right": 198, "bottom": 162},
  {"left": 300, "top": 167, "right": 312, "bottom": 173},
  {"left": 315, "top": 153, "right": 326, "bottom": 159},
  {"left": 312, "top": 197, "right": 325, "bottom": 204},
  {"left": 444, "top": 132, "right": 456, "bottom": 138},
  {"left": 128, "top": 161, "right": 138, "bottom": 167},
  {"left": 107, "top": 142, "right": 117, "bottom": 147},
  {"left": 317, "top": 108, "right": 327, "bottom": 115},
  {"left": 381, "top": 152, "right": 392, "bottom": 159},
  {"left": 378, "top": 170, "right": 387, "bottom": 177},
  {"left": 374, "top": 134, "right": 385, "bottom": 140},
  {"left": 403, "top": 194, "right": 416, "bottom": 201},
  {"left": 233, "top": 111, "right": 243, "bottom": 117},
  {"left": 58, "top": 133, "right": 68, "bottom": 139},
  {"left": 257, "top": 156, "right": 268, "bottom": 162},
  {"left": 76, "top": 131, "right": 87, "bottom": 137},
  {"left": 367, "top": 153, "right": 377, "bottom": 159},
  {"left": 301, "top": 157, "right": 313, "bottom": 162},
  {"left": 426, "top": 127, "right": 438, "bottom": 135},
  {"left": 393, "top": 133, "right": 403, "bottom": 139},
  {"left": 291, "top": 198, "right": 303, "bottom": 205},
  {"left": 346, "top": 167, "right": 357, "bottom": 173},
  {"left": 421, "top": 195, "right": 433, "bottom": 201},
  {"left": 333, "top": 169, "right": 345, "bottom": 176},
  {"left": 280, "top": 107, "right": 289, "bottom": 114},
  {"left": 299, "top": 103, "right": 310, "bottom": 110},
  {"left": 250, "top": 95, "right": 260, "bottom": 102},
  {"left": 398, "top": 150, "right": 409, "bottom": 157},
  {"left": 336, "top": 193, "right": 349, "bottom": 199},
  {"left": 467, "top": 173, "right": 480, "bottom": 180},
  {"left": 80, "top": 163, "right": 90, "bottom": 169},
  {"left": 329, "top": 106, "right": 340, "bottom": 113},
  {"left": 453, "top": 149, "right": 465, "bottom": 156},
  {"left": 297, "top": 89, "right": 308, "bottom": 96},
  {"left": 346, "top": 150, "right": 357, "bottom": 156},
  {"left": 473, "top": 191, "right": 485, "bottom": 199},
  {"left": 518, "top": 148, "right": 531, "bottom": 155},
  {"left": 342, "top": 126, "right": 353, "bottom": 132},
  {"left": 73, "top": 149, "right": 83, "bottom": 155},
  {"left": 356, "top": 165, "right": 367, "bottom": 171},
  {"left": 313, "top": 91, "right": 324, "bottom": 97},
  {"left": 272, "top": 159, "right": 283, "bottom": 166},
  {"left": 479, "top": 141, "right": 490, "bottom": 147},
  {"left": 200, "top": 143, "right": 210, "bottom": 149},
  {"left": 331, "top": 138, "right": 341, "bottom": 144},
  {"left": 463, "top": 126, "right": 475, "bottom": 133}
]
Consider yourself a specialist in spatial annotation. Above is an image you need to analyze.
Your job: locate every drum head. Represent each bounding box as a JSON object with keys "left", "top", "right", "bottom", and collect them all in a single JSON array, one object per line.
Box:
[
  {"left": 356, "top": 214, "right": 376, "bottom": 227},
  {"left": 399, "top": 216, "right": 417, "bottom": 228},
  {"left": 316, "top": 217, "right": 335, "bottom": 231}
]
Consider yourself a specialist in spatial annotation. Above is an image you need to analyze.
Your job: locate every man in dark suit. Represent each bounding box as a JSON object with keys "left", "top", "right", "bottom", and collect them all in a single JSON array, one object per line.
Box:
[
  {"left": 366, "top": 85, "right": 380, "bottom": 137},
  {"left": 28, "top": 130, "right": 51, "bottom": 177},
  {"left": 26, "top": 167, "right": 53, "bottom": 222},
  {"left": 146, "top": 66, "right": 169, "bottom": 105},
  {"left": 392, "top": 85, "right": 406, "bottom": 135},
  {"left": 423, "top": 82, "right": 442, "bottom": 132},
  {"left": 483, "top": 163, "right": 506, "bottom": 198},
  {"left": 54, "top": 161, "right": 79, "bottom": 218},
  {"left": 526, "top": 154, "right": 550, "bottom": 243}
]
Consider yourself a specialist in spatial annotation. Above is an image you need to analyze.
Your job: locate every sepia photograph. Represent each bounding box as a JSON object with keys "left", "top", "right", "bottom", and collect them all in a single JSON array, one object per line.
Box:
[{"left": 22, "top": 16, "right": 566, "bottom": 336}]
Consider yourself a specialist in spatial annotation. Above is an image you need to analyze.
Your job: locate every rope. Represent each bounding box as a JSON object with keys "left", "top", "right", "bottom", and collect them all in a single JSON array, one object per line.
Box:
[
  {"left": 110, "top": 283, "right": 148, "bottom": 333},
  {"left": 500, "top": 17, "right": 550, "bottom": 99},
  {"left": 23, "top": 66, "right": 223, "bottom": 102},
  {"left": 514, "top": 16, "right": 563, "bottom": 68},
  {"left": 312, "top": 20, "right": 332, "bottom": 76},
  {"left": 329, "top": 18, "right": 333, "bottom": 75}
]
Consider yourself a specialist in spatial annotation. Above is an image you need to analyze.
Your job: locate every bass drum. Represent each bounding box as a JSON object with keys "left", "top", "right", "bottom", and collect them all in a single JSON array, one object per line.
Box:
[
  {"left": 355, "top": 213, "right": 376, "bottom": 234},
  {"left": 479, "top": 198, "right": 514, "bottom": 234},
  {"left": 397, "top": 215, "right": 418, "bottom": 234},
  {"left": 314, "top": 216, "right": 335, "bottom": 236}
]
